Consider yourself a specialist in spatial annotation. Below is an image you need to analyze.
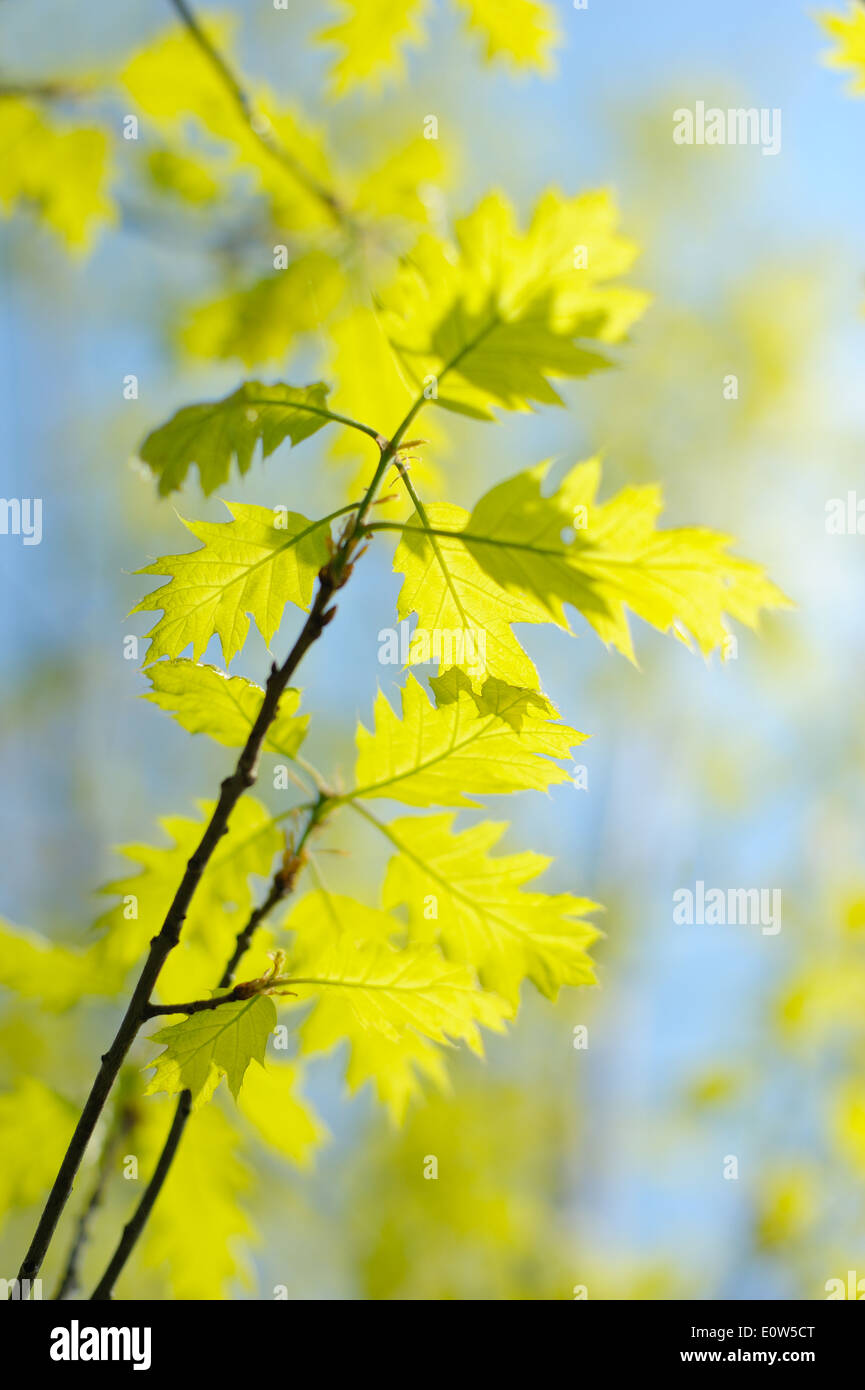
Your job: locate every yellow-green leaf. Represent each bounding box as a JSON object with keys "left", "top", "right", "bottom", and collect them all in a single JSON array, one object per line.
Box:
[
  {"left": 381, "top": 812, "right": 600, "bottom": 1006},
  {"left": 145, "top": 994, "right": 277, "bottom": 1108},
  {"left": 352, "top": 669, "right": 585, "bottom": 806},
  {"left": 133, "top": 501, "right": 332, "bottom": 666},
  {"left": 317, "top": 0, "right": 427, "bottom": 96},
  {"left": 458, "top": 457, "right": 792, "bottom": 661},
  {"left": 379, "top": 189, "right": 648, "bottom": 418},
  {"left": 293, "top": 930, "right": 510, "bottom": 1120},
  {"left": 0, "top": 99, "right": 113, "bottom": 251},
  {"left": 456, "top": 0, "right": 559, "bottom": 71},
  {"left": 393, "top": 499, "right": 551, "bottom": 688},
  {"left": 139, "top": 381, "right": 336, "bottom": 495},
  {"left": 143, "top": 659, "right": 308, "bottom": 758}
]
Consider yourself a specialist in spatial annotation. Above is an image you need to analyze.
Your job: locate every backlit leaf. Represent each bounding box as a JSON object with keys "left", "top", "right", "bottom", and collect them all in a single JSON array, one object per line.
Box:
[
  {"left": 352, "top": 669, "right": 585, "bottom": 806},
  {"left": 381, "top": 812, "right": 600, "bottom": 1005},
  {"left": 143, "top": 659, "right": 308, "bottom": 759},
  {"left": 145, "top": 994, "right": 277, "bottom": 1108},
  {"left": 133, "top": 501, "right": 332, "bottom": 666},
  {"left": 139, "top": 381, "right": 336, "bottom": 495}
]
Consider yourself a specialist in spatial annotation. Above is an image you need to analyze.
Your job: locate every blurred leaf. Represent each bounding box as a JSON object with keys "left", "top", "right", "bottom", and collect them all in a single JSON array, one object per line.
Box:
[
  {"left": 317, "top": 0, "right": 427, "bottom": 96},
  {"left": 93, "top": 796, "right": 282, "bottom": 1000},
  {"left": 0, "top": 919, "right": 97, "bottom": 1012},
  {"left": 237, "top": 1060, "right": 327, "bottom": 1166},
  {"left": 0, "top": 98, "right": 113, "bottom": 251},
  {"left": 0, "top": 1078, "right": 77, "bottom": 1231},
  {"left": 819, "top": 4, "right": 865, "bottom": 94},
  {"left": 145, "top": 147, "right": 220, "bottom": 204},
  {"left": 381, "top": 812, "right": 600, "bottom": 1005},
  {"left": 180, "top": 252, "right": 346, "bottom": 366},
  {"left": 135, "top": 1099, "right": 253, "bottom": 1298}
]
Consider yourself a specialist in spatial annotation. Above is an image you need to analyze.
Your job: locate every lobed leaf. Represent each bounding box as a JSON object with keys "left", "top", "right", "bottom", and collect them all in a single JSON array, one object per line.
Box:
[
  {"left": 381, "top": 812, "right": 601, "bottom": 1006},
  {"left": 145, "top": 994, "right": 277, "bottom": 1108},
  {"left": 132, "top": 501, "right": 332, "bottom": 666},
  {"left": 138, "top": 381, "right": 336, "bottom": 495},
  {"left": 378, "top": 189, "right": 649, "bottom": 418},
  {"left": 394, "top": 457, "right": 791, "bottom": 669},
  {"left": 143, "top": 659, "right": 308, "bottom": 758},
  {"left": 352, "top": 669, "right": 585, "bottom": 806}
]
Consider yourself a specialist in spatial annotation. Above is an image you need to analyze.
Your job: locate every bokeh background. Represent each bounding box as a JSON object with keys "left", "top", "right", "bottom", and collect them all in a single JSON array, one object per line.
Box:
[{"left": 2, "top": 0, "right": 865, "bottom": 1299}]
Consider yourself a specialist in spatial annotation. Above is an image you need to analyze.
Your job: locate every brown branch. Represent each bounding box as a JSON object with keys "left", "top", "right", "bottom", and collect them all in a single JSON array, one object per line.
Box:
[
  {"left": 16, "top": 359, "right": 421, "bottom": 1297},
  {"left": 14, "top": 545, "right": 355, "bottom": 1292},
  {"left": 89, "top": 1088, "right": 193, "bottom": 1303},
  {"left": 52, "top": 1090, "right": 136, "bottom": 1301}
]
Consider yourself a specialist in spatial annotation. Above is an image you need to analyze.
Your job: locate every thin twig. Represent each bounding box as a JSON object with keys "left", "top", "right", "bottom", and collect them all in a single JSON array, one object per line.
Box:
[{"left": 89, "top": 1089, "right": 192, "bottom": 1303}]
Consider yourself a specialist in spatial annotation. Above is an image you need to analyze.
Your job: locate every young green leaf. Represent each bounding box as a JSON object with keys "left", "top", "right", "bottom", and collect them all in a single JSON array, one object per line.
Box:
[
  {"left": 293, "top": 931, "right": 511, "bottom": 1119},
  {"left": 132, "top": 501, "right": 332, "bottom": 666},
  {"left": 145, "top": 994, "right": 277, "bottom": 1108},
  {"left": 393, "top": 499, "right": 551, "bottom": 688},
  {"left": 351, "top": 669, "right": 585, "bottom": 806},
  {"left": 136, "top": 1098, "right": 253, "bottom": 1299},
  {"left": 379, "top": 189, "right": 648, "bottom": 418},
  {"left": 462, "top": 458, "right": 792, "bottom": 661},
  {"left": 138, "top": 381, "right": 337, "bottom": 495},
  {"left": 394, "top": 458, "right": 790, "bottom": 667},
  {"left": 143, "top": 659, "right": 308, "bottom": 758},
  {"left": 380, "top": 813, "right": 600, "bottom": 1006}
]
